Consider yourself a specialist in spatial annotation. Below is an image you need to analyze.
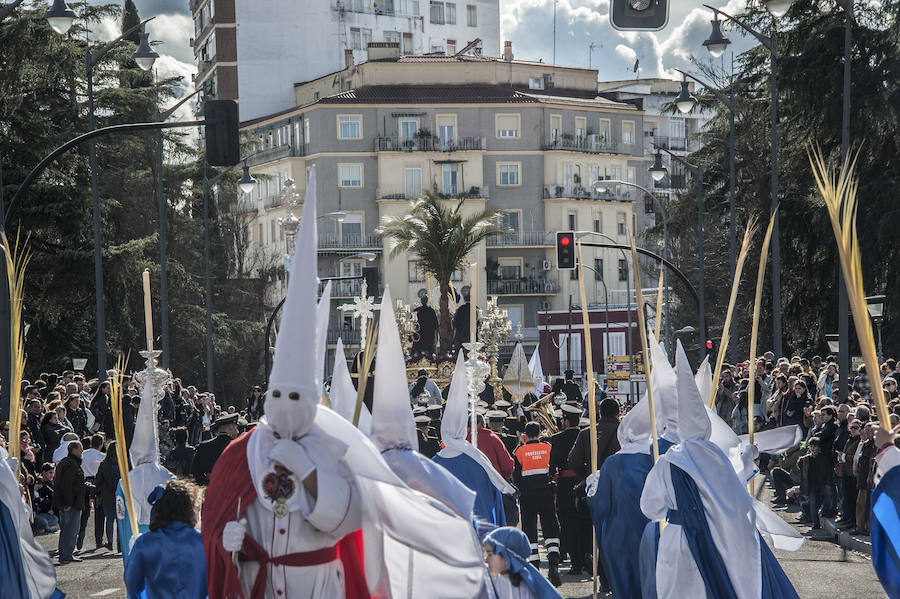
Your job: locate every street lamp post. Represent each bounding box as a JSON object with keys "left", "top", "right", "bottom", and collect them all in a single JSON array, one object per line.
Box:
[
  {"left": 703, "top": 2, "right": 792, "bottom": 358},
  {"left": 866, "top": 295, "right": 885, "bottom": 367},
  {"left": 650, "top": 146, "right": 707, "bottom": 343},
  {"left": 592, "top": 178, "right": 671, "bottom": 353},
  {"left": 84, "top": 16, "right": 157, "bottom": 381},
  {"left": 837, "top": 0, "right": 854, "bottom": 404}
]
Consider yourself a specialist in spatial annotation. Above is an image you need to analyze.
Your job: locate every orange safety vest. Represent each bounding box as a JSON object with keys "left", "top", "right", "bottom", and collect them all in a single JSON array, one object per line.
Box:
[{"left": 515, "top": 442, "right": 551, "bottom": 476}]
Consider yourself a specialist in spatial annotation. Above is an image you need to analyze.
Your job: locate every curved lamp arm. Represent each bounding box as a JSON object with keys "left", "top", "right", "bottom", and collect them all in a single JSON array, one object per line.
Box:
[
  {"left": 702, "top": 4, "right": 776, "bottom": 55},
  {"left": 674, "top": 68, "right": 739, "bottom": 114},
  {"left": 88, "top": 15, "right": 156, "bottom": 71}
]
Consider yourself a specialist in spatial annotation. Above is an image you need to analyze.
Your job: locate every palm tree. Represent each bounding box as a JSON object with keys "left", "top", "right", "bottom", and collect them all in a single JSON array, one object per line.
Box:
[{"left": 377, "top": 191, "right": 509, "bottom": 354}]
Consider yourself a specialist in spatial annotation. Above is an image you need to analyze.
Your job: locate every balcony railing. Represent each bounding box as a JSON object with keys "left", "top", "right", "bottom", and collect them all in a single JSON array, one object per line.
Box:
[
  {"left": 317, "top": 234, "right": 381, "bottom": 249},
  {"left": 327, "top": 329, "right": 362, "bottom": 346},
  {"left": 486, "top": 231, "right": 554, "bottom": 247},
  {"left": 374, "top": 135, "right": 486, "bottom": 152},
  {"left": 543, "top": 136, "right": 632, "bottom": 155},
  {"left": 655, "top": 175, "right": 687, "bottom": 189},
  {"left": 247, "top": 144, "right": 302, "bottom": 167},
  {"left": 327, "top": 279, "right": 384, "bottom": 298},
  {"left": 263, "top": 195, "right": 286, "bottom": 210},
  {"left": 377, "top": 184, "right": 489, "bottom": 200},
  {"left": 487, "top": 278, "right": 559, "bottom": 296},
  {"left": 543, "top": 185, "right": 622, "bottom": 201}
]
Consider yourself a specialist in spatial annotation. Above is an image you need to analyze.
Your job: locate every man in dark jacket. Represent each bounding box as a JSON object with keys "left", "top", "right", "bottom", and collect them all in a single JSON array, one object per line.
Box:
[
  {"left": 24, "top": 398, "right": 45, "bottom": 464},
  {"left": 164, "top": 427, "right": 196, "bottom": 477},
  {"left": 568, "top": 398, "right": 621, "bottom": 478},
  {"left": 191, "top": 414, "right": 238, "bottom": 485},
  {"left": 562, "top": 370, "right": 584, "bottom": 405},
  {"left": 550, "top": 404, "right": 584, "bottom": 574},
  {"left": 797, "top": 437, "right": 833, "bottom": 530},
  {"left": 53, "top": 441, "right": 86, "bottom": 563}
]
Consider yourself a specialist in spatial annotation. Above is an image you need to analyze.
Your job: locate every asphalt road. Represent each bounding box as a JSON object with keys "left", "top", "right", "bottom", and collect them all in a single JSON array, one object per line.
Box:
[{"left": 41, "top": 474, "right": 887, "bottom": 598}]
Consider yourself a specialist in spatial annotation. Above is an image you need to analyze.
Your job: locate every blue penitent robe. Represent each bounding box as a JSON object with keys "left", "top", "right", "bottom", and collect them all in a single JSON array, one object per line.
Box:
[
  {"left": 587, "top": 439, "right": 674, "bottom": 599},
  {"left": 124, "top": 521, "right": 207, "bottom": 599},
  {"left": 640, "top": 463, "right": 798, "bottom": 599},
  {"left": 871, "top": 462, "right": 900, "bottom": 598},
  {"left": 433, "top": 453, "right": 506, "bottom": 535},
  {"left": 0, "top": 501, "right": 33, "bottom": 599}
]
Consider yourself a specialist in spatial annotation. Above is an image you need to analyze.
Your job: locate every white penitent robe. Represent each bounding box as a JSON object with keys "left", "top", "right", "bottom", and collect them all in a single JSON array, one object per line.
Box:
[{"left": 243, "top": 424, "right": 362, "bottom": 599}]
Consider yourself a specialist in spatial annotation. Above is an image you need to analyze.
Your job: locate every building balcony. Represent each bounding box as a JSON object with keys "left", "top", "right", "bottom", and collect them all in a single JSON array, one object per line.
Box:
[
  {"left": 247, "top": 144, "right": 302, "bottom": 167},
  {"left": 230, "top": 201, "right": 258, "bottom": 216},
  {"left": 542, "top": 136, "right": 632, "bottom": 155},
  {"left": 374, "top": 135, "right": 486, "bottom": 152},
  {"left": 327, "top": 279, "right": 384, "bottom": 298},
  {"left": 263, "top": 195, "right": 286, "bottom": 210},
  {"left": 377, "top": 184, "right": 489, "bottom": 201},
  {"left": 486, "top": 231, "right": 554, "bottom": 247},
  {"left": 487, "top": 278, "right": 559, "bottom": 296},
  {"left": 654, "top": 175, "right": 687, "bottom": 190},
  {"left": 543, "top": 185, "right": 622, "bottom": 201},
  {"left": 317, "top": 233, "right": 381, "bottom": 249},
  {"left": 327, "top": 329, "right": 362, "bottom": 346}
]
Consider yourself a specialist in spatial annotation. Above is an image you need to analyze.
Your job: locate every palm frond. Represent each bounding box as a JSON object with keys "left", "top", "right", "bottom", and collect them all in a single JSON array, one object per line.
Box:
[
  {"left": 110, "top": 354, "right": 140, "bottom": 534},
  {"left": 2, "top": 230, "right": 30, "bottom": 478},
  {"left": 748, "top": 209, "right": 778, "bottom": 444}
]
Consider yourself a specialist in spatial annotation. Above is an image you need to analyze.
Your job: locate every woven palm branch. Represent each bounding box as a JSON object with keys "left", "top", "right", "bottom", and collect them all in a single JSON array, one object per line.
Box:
[
  {"left": 809, "top": 146, "right": 890, "bottom": 428},
  {"left": 748, "top": 210, "right": 778, "bottom": 444},
  {"left": 2, "top": 230, "right": 30, "bottom": 478},
  {"left": 110, "top": 354, "right": 140, "bottom": 535},
  {"left": 708, "top": 218, "right": 758, "bottom": 408}
]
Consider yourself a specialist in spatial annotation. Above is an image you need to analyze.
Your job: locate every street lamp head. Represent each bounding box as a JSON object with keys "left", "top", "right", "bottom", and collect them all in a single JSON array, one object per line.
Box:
[
  {"left": 592, "top": 181, "right": 609, "bottom": 195},
  {"left": 649, "top": 151, "right": 667, "bottom": 182},
  {"left": 44, "top": 0, "right": 77, "bottom": 34},
  {"left": 132, "top": 30, "right": 160, "bottom": 71},
  {"left": 764, "top": 0, "right": 794, "bottom": 18},
  {"left": 825, "top": 333, "right": 840, "bottom": 354},
  {"left": 237, "top": 164, "right": 256, "bottom": 194},
  {"left": 674, "top": 79, "right": 697, "bottom": 114},
  {"left": 703, "top": 18, "right": 731, "bottom": 58},
  {"left": 865, "top": 294, "right": 886, "bottom": 320},
  {"left": 359, "top": 252, "right": 377, "bottom": 262}
]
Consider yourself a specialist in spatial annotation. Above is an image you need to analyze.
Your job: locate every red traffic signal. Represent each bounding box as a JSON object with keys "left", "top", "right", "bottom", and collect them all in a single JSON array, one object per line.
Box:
[
  {"left": 705, "top": 340, "right": 713, "bottom": 351},
  {"left": 556, "top": 231, "right": 576, "bottom": 269}
]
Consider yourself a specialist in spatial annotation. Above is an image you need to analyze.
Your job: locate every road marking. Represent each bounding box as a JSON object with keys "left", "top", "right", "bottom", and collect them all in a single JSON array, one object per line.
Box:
[{"left": 90, "top": 589, "right": 122, "bottom": 596}]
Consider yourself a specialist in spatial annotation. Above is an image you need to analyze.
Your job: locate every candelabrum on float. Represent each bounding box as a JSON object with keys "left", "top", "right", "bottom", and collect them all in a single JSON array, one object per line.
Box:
[
  {"left": 133, "top": 349, "right": 171, "bottom": 416},
  {"left": 394, "top": 298, "right": 420, "bottom": 360},
  {"left": 478, "top": 295, "right": 512, "bottom": 400},
  {"left": 462, "top": 340, "right": 491, "bottom": 451}
]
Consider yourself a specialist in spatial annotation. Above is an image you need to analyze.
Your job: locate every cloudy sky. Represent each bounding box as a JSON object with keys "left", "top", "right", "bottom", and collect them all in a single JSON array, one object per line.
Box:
[{"left": 87, "top": 0, "right": 760, "bottom": 108}]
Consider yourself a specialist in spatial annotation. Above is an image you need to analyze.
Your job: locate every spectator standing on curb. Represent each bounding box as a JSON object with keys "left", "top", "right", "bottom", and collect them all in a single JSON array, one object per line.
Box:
[{"left": 53, "top": 441, "right": 86, "bottom": 563}]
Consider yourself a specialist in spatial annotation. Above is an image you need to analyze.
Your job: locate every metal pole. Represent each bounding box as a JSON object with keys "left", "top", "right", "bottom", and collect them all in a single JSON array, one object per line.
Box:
[
  {"left": 156, "top": 118, "right": 170, "bottom": 369},
  {"left": 202, "top": 162, "right": 214, "bottom": 393},
  {"left": 697, "top": 167, "right": 707, "bottom": 343},
  {"left": 838, "top": 0, "right": 852, "bottom": 403},
  {"left": 769, "top": 28, "right": 782, "bottom": 358},
  {"left": 567, "top": 294, "right": 572, "bottom": 374},
  {"left": 877, "top": 321, "right": 883, "bottom": 368},
  {"left": 87, "top": 49, "right": 107, "bottom": 382},
  {"left": 728, "top": 70, "right": 737, "bottom": 364},
  {"left": 0, "top": 157, "right": 8, "bottom": 417}
]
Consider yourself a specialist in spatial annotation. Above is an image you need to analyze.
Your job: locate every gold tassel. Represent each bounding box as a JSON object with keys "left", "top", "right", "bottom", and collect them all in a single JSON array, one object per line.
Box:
[
  {"left": 708, "top": 218, "right": 759, "bottom": 409},
  {"left": 2, "top": 230, "right": 30, "bottom": 480},
  {"left": 809, "top": 146, "right": 891, "bottom": 428}
]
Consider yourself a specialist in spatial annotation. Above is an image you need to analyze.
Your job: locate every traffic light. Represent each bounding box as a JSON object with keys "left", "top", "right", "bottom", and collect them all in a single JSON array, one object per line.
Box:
[
  {"left": 556, "top": 231, "right": 575, "bottom": 270},
  {"left": 204, "top": 99, "right": 240, "bottom": 166},
  {"left": 610, "top": 0, "right": 669, "bottom": 31},
  {"left": 705, "top": 339, "right": 714, "bottom": 353}
]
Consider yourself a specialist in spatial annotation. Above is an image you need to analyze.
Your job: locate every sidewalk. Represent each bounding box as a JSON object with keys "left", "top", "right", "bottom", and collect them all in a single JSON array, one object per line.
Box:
[{"left": 820, "top": 515, "right": 873, "bottom": 555}]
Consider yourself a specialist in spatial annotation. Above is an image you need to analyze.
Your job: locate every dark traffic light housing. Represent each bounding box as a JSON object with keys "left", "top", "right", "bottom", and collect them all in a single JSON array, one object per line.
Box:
[
  {"left": 204, "top": 99, "right": 240, "bottom": 166},
  {"left": 610, "top": 0, "right": 669, "bottom": 31},
  {"left": 557, "top": 231, "right": 576, "bottom": 269}
]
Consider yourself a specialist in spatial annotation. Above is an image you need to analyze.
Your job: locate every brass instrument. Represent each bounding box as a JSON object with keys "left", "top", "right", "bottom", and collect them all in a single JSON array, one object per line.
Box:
[{"left": 522, "top": 391, "right": 559, "bottom": 434}]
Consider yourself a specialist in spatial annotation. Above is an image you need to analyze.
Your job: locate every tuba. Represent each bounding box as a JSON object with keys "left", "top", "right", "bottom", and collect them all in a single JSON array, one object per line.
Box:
[{"left": 523, "top": 391, "right": 559, "bottom": 434}]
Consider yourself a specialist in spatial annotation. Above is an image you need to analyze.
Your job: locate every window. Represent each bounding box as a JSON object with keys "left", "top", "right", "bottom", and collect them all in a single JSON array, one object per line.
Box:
[
  {"left": 575, "top": 117, "right": 586, "bottom": 141},
  {"left": 402, "top": 32, "right": 413, "bottom": 53},
  {"left": 500, "top": 211, "right": 520, "bottom": 233},
  {"left": 623, "top": 121, "right": 635, "bottom": 145},
  {"left": 258, "top": 223, "right": 263, "bottom": 245},
  {"left": 593, "top": 212, "right": 601, "bottom": 233},
  {"left": 399, "top": 117, "right": 418, "bottom": 142},
  {"left": 271, "top": 220, "right": 277, "bottom": 246},
  {"left": 411, "top": 0, "right": 420, "bottom": 14},
  {"left": 304, "top": 119, "right": 310, "bottom": 143},
  {"left": 338, "top": 164, "right": 363, "bottom": 187},
  {"left": 337, "top": 115, "right": 362, "bottom": 139},
  {"left": 292, "top": 122, "right": 300, "bottom": 148},
  {"left": 612, "top": 166, "right": 621, "bottom": 181},
  {"left": 431, "top": 44, "right": 444, "bottom": 52},
  {"left": 495, "top": 114, "right": 520, "bottom": 139},
  {"left": 467, "top": 4, "right": 477, "bottom": 26},
  {"left": 436, "top": 114, "right": 456, "bottom": 148},
  {"left": 445, "top": 2, "right": 456, "bottom": 23},
  {"left": 618, "top": 259, "right": 627, "bottom": 281},
  {"left": 350, "top": 27, "right": 362, "bottom": 50},
  {"left": 599, "top": 119, "right": 611, "bottom": 142},
  {"left": 430, "top": 1, "right": 444, "bottom": 23},
  {"left": 384, "top": 30, "right": 401, "bottom": 44},
  {"left": 670, "top": 117, "right": 686, "bottom": 139},
  {"left": 441, "top": 164, "right": 458, "bottom": 194},
  {"left": 529, "top": 77, "right": 545, "bottom": 90},
  {"left": 617, "top": 212, "right": 627, "bottom": 236},
  {"left": 447, "top": 39, "right": 456, "bottom": 55},
  {"left": 567, "top": 211, "right": 576, "bottom": 231},
  {"left": 627, "top": 166, "right": 637, "bottom": 184},
  {"left": 378, "top": 0, "right": 395, "bottom": 14},
  {"left": 404, "top": 165, "right": 422, "bottom": 198},
  {"left": 589, "top": 165, "right": 599, "bottom": 187},
  {"left": 342, "top": 260, "right": 364, "bottom": 279},
  {"left": 199, "top": 32, "right": 216, "bottom": 62},
  {"left": 362, "top": 28, "right": 372, "bottom": 47},
  {"left": 594, "top": 258, "right": 603, "bottom": 281},
  {"left": 341, "top": 214, "right": 363, "bottom": 244},
  {"left": 550, "top": 114, "right": 561, "bottom": 141},
  {"left": 497, "top": 162, "right": 520, "bottom": 186},
  {"left": 408, "top": 260, "right": 426, "bottom": 282},
  {"left": 498, "top": 258, "right": 522, "bottom": 280}
]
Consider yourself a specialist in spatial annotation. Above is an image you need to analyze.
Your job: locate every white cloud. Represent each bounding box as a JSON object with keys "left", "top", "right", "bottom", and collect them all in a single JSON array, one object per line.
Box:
[{"left": 147, "top": 13, "right": 195, "bottom": 65}]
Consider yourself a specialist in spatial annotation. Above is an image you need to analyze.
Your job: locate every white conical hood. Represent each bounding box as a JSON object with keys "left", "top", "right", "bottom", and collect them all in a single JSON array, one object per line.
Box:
[
  {"left": 528, "top": 347, "right": 544, "bottom": 396},
  {"left": 648, "top": 333, "right": 678, "bottom": 443},
  {"left": 331, "top": 339, "right": 371, "bottom": 435},
  {"left": 265, "top": 165, "right": 320, "bottom": 439},
  {"left": 130, "top": 378, "right": 161, "bottom": 467},
  {"left": 694, "top": 355, "right": 713, "bottom": 408},
  {"left": 315, "top": 280, "right": 332, "bottom": 389},
  {"left": 441, "top": 352, "right": 469, "bottom": 444},
  {"left": 675, "top": 340, "right": 711, "bottom": 440},
  {"left": 371, "top": 287, "right": 418, "bottom": 451}
]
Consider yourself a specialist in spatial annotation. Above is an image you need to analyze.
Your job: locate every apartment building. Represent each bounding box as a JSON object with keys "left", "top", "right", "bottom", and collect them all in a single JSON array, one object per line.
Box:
[
  {"left": 189, "top": 0, "right": 499, "bottom": 121},
  {"left": 236, "top": 43, "right": 649, "bottom": 364},
  {"left": 597, "top": 78, "right": 712, "bottom": 213}
]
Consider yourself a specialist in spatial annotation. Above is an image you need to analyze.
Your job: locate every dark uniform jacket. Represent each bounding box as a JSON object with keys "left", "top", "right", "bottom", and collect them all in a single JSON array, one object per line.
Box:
[
  {"left": 416, "top": 429, "right": 441, "bottom": 459},
  {"left": 562, "top": 381, "right": 583, "bottom": 404},
  {"left": 165, "top": 443, "right": 197, "bottom": 477},
  {"left": 567, "top": 419, "right": 620, "bottom": 479},
  {"left": 549, "top": 427, "right": 580, "bottom": 478},
  {"left": 191, "top": 434, "right": 233, "bottom": 485}
]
